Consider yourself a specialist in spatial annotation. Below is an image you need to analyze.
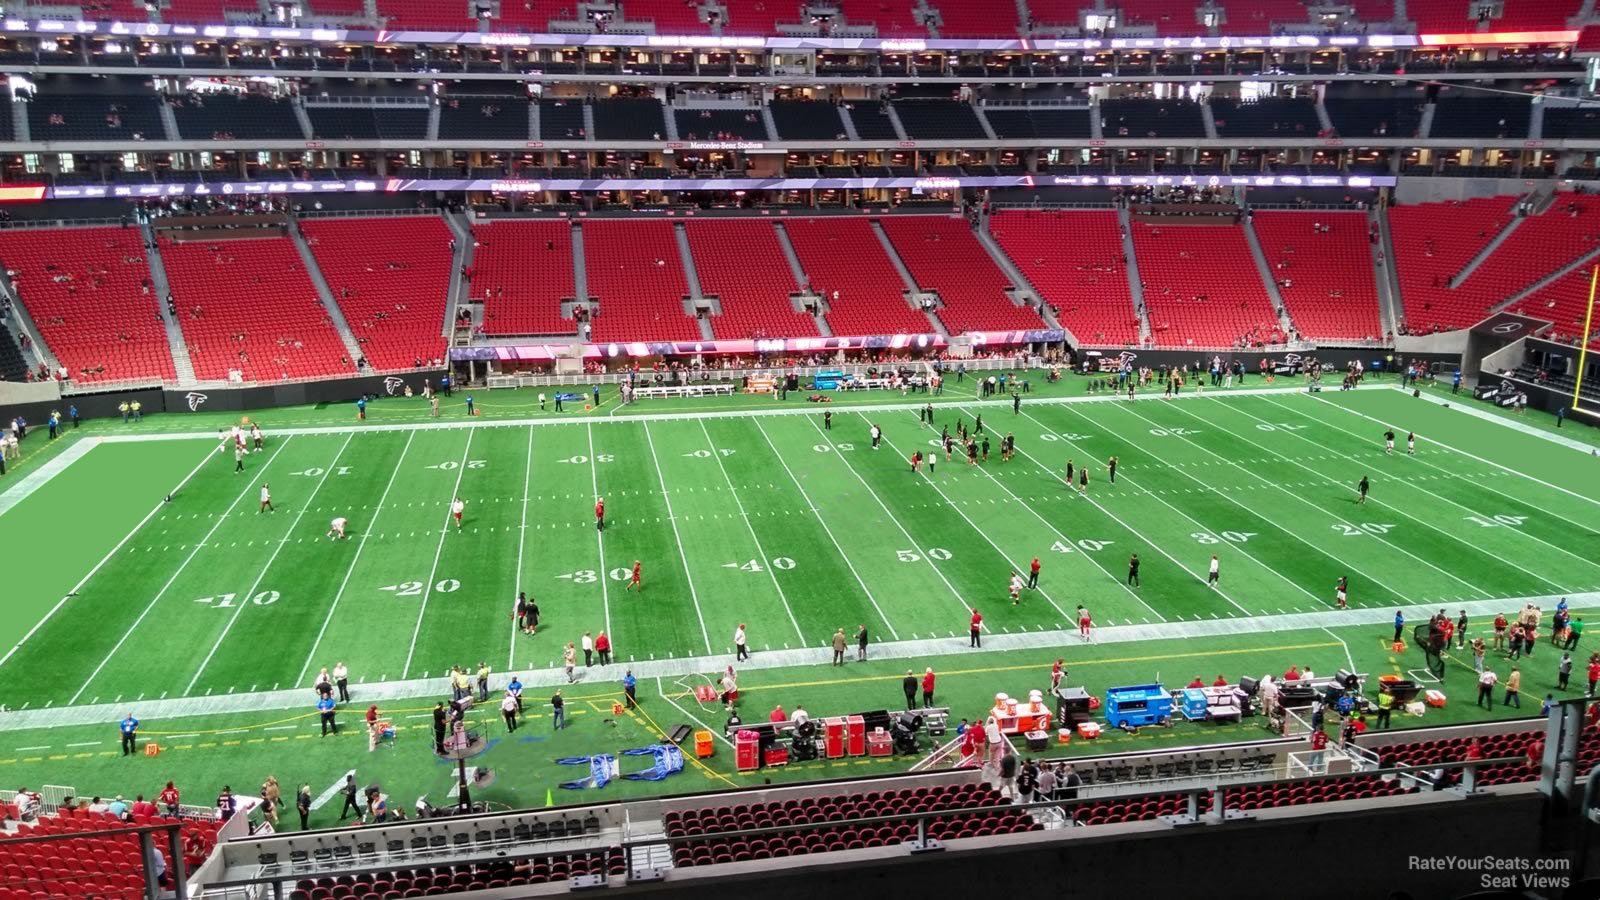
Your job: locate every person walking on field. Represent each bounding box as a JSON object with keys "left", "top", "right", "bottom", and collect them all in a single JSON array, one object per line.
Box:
[
  {"left": 856, "top": 624, "right": 869, "bottom": 661},
  {"left": 832, "top": 628, "right": 848, "bottom": 666},
  {"left": 969, "top": 608, "right": 984, "bottom": 648},
  {"left": 734, "top": 623, "right": 749, "bottom": 661}
]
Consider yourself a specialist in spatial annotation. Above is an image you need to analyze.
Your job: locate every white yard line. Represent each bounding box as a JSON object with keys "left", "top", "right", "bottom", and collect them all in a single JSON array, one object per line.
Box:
[
  {"left": 185, "top": 432, "right": 355, "bottom": 695},
  {"left": 751, "top": 418, "right": 900, "bottom": 640},
  {"left": 698, "top": 419, "right": 805, "bottom": 644},
  {"left": 1179, "top": 398, "right": 1546, "bottom": 594},
  {"left": 985, "top": 406, "right": 1252, "bottom": 617},
  {"left": 0, "top": 442, "right": 212, "bottom": 671},
  {"left": 1314, "top": 389, "right": 1600, "bottom": 516},
  {"left": 641, "top": 422, "right": 714, "bottom": 655},
  {"left": 802, "top": 415, "right": 972, "bottom": 616},
  {"left": 400, "top": 429, "right": 475, "bottom": 678},
  {"left": 1021, "top": 403, "right": 1331, "bottom": 609},
  {"left": 509, "top": 425, "right": 534, "bottom": 670},
  {"left": 308, "top": 769, "right": 356, "bottom": 811},
  {"left": 67, "top": 437, "right": 298, "bottom": 705},
  {"left": 1256, "top": 394, "right": 1600, "bottom": 577},
  {"left": 585, "top": 424, "right": 614, "bottom": 643},
  {"left": 1113, "top": 399, "right": 1488, "bottom": 599},
  {"left": 1402, "top": 385, "right": 1600, "bottom": 455},
  {"left": 296, "top": 430, "right": 417, "bottom": 685},
  {"left": 863, "top": 412, "right": 1080, "bottom": 625},
  {"left": 1321, "top": 626, "right": 1358, "bottom": 674}
]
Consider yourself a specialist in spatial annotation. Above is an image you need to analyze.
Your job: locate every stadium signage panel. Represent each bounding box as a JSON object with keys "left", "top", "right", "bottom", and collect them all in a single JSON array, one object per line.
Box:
[
  {"left": 11, "top": 18, "right": 1523, "bottom": 51},
  {"left": 449, "top": 329, "right": 1066, "bottom": 361},
  {"left": 46, "top": 172, "right": 1394, "bottom": 200}
]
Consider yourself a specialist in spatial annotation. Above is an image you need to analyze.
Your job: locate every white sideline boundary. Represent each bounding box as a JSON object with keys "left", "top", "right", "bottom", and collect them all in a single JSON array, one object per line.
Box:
[
  {"left": 1, "top": 589, "right": 1590, "bottom": 733},
  {"left": 0, "top": 437, "right": 100, "bottom": 518}
]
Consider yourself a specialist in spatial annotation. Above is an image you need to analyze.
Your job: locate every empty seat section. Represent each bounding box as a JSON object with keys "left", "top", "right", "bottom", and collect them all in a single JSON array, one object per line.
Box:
[
  {"left": 491, "top": 0, "right": 555, "bottom": 30},
  {"left": 27, "top": 91, "right": 164, "bottom": 142},
  {"left": 306, "top": 106, "right": 380, "bottom": 140},
  {"left": 1542, "top": 106, "right": 1600, "bottom": 140},
  {"left": 163, "top": 0, "right": 258, "bottom": 23},
  {"left": 839, "top": 0, "right": 923, "bottom": 34},
  {"left": 163, "top": 236, "right": 355, "bottom": 381},
  {"left": 721, "top": 0, "right": 803, "bottom": 33},
  {"left": 1408, "top": 0, "right": 1575, "bottom": 31},
  {"left": 1117, "top": 0, "right": 1200, "bottom": 33},
  {"left": 674, "top": 108, "right": 769, "bottom": 141},
  {"left": 539, "top": 99, "right": 587, "bottom": 140},
  {"left": 1450, "top": 202, "right": 1600, "bottom": 314},
  {"left": 892, "top": 100, "right": 986, "bottom": 140},
  {"left": 1100, "top": 99, "right": 1207, "bottom": 138},
  {"left": 620, "top": 0, "right": 709, "bottom": 32},
  {"left": 1428, "top": 97, "right": 1533, "bottom": 139},
  {"left": 1323, "top": 97, "right": 1423, "bottom": 139},
  {"left": 1027, "top": 0, "right": 1084, "bottom": 26},
  {"left": 983, "top": 107, "right": 1091, "bottom": 139},
  {"left": 473, "top": 220, "right": 577, "bottom": 336},
  {"left": 306, "top": 0, "right": 367, "bottom": 16},
  {"left": 170, "top": 94, "right": 302, "bottom": 141},
  {"left": 1388, "top": 197, "right": 1514, "bottom": 332},
  {"left": 931, "top": 0, "right": 1020, "bottom": 36},
  {"left": 1209, "top": 98, "right": 1322, "bottom": 136},
  {"left": 375, "top": 0, "right": 477, "bottom": 29},
  {"left": 1131, "top": 221, "right": 1279, "bottom": 347},
  {"left": 785, "top": 218, "right": 928, "bottom": 336},
  {"left": 1510, "top": 267, "right": 1600, "bottom": 347},
  {"left": 440, "top": 97, "right": 531, "bottom": 141},
  {"left": 990, "top": 210, "right": 1140, "bottom": 345},
  {"left": 301, "top": 217, "right": 452, "bottom": 369},
  {"left": 687, "top": 220, "right": 818, "bottom": 339},
  {"left": 1252, "top": 212, "right": 1383, "bottom": 341},
  {"left": 880, "top": 216, "right": 1042, "bottom": 333},
  {"left": 770, "top": 100, "right": 847, "bottom": 140},
  {"left": 1215, "top": 0, "right": 1308, "bottom": 33},
  {"left": 843, "top": 101, "right": 901, "bottom": 140},
  {"left": 583, "top": 221, "right": 701, "bottom": 341},
  {"left": 592, "top": 99, "right": 666, "bottom": 141},
  {"left": 0, "top": 228, "right": 175, "bottom": 383}
]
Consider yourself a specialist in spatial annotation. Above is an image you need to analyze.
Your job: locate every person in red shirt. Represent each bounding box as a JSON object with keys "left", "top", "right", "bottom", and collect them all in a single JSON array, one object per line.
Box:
[
  {"left": 1213, "top": 675, "right": 1228, "bottom": 687},
  {"left": 910, "top": 450, "right": 922, "bottom": 472},
  {"left": 595, "top": 497, "right": 605, "bottom": 533},
  {"left": 921, "top": 668, "right": 936, "bottom": 708},
  {"left": 1283, "top": 666, "right": 1301, "bottom": 681},
  {"left": 1050, "top": 658, "right": 1065, "bottom": 691},
  {"left": 626, "top": 560, "right": 641, "bottom": 592},
  {"left": 1439, "top": 618, "right": 1454, "bottom": 647},
  {"left": 1464, "top": 737, "right": 1484, "bottom": 761},
  {"left": 1587, "top": 657, "right": 1600, "bottom": 696},
  {"left": 594, "top": 631, "right": 611, "bottom": 665},
  {"left": 1525, "top": 736, "right": 1545, "bottom": 768},
  {"left": 769, "top": 705, "right": 787, "bottom": 723},
  {"left": 969, "top": 609, "right": 983, "bottom": 648},
  {"left": 1077, "top": 604, "right": 1092, "bottom": 641},
  {"left": 158, "top": 781, "right": 180, "bottom": 818},
  {"left": 130, "top": 795, "right": 158, "bottom": 819},
  {"left": 1028, "top": 556, "right": 1041, "bottom": 590},
  {"left": 1493, "top": 613, "right": 1509, "bottom": 650},
  {"left": 1187, "top": 677, "right": 1206, "bottom": 689},
  {"left": 1309, "top": 727, "right": 1328, "bottom": 768}
]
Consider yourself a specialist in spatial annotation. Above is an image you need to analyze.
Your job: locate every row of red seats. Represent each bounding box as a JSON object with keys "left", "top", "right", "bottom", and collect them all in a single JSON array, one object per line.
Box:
[
  {"left": 1132, "top": 220, "right": 1279, "bottom": 348},
  {"left": 990, "top": 209, "right": 1141, "bottom": 346},
  {"left": 162, "top": 236, "right": 355, "bottom": 381},
  {"left": 1252, "top": 210, "right": 1384, "bottom": 342},
  {"left": 1389, "top": 196, "right": 1514, "bottom": 333},
  {"left": 289, "top": 851, "right": 623, "bottom": 900},
  {"left": 880, "top": 216, "right": 1045, "bottom": 333},
  {"left": 784, "top": 217, "right": 929, "bottom": 336},
  {"left": 684, "top": 219, "right": 819, "bottom": 340},
  {"left": 584, "top": 220, "right": 701, "bottom": 342},
  {"left": 1, "top": 808, "right": 221, "bottom": 899},
  {"left": 0, "top": 227, "right": 176, "bottom": 384},
  {"left": 1450, "top": 202, "right": 1600, "bottom": 316},
  {"left": 301, "top": 217, "right": 451, "bottom": 370},
  {"left": 472, "top": 219, "right": 578, "bottom": 336}
]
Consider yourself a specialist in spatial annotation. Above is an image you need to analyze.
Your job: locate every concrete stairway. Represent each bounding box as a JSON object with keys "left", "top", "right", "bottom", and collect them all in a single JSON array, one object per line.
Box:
[
  {"left": 1116, "top": 208, "right": 1152, "bottom": 345},
  {"left": 287, "top": 221, "right": 366, "bottom": 365},
  {"left": 139, "top": 224, "right": 197, "bottom": 384}
]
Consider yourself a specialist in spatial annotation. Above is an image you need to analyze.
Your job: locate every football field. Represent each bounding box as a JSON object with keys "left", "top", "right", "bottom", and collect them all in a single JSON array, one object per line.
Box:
[{"left": 2, "top": 379, "right": 1599, "bottom": 717}]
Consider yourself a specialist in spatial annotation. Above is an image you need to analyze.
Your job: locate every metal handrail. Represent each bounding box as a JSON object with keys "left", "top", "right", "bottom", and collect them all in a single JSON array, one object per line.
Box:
[{"left": 203, "top": 753, "right": 1555, "bottom": 892}]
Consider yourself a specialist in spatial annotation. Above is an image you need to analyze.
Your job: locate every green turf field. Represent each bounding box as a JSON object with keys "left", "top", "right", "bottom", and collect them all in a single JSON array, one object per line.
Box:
[{"left": 1, "top": 375, "right": 1596, "bottom": 825}]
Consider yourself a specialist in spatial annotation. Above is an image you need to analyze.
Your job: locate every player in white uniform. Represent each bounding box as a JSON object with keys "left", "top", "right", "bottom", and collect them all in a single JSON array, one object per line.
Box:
[
  {"left": 451, "top": 497, "right": 466, "bottom": 530},
  {"left": 1406, "top": 432, "right": 1416, "bottom": 455},
  {"left": 1009, "top": 572, "right": 1024, "bottom": 606},
  {"left": 259, "top": 483, "right": 274, "bottom": 513},
  {"left": 327, "top": 517, "right": 348, "bottom": 539},
  {"left": 250, "top": 423, "right": 264, "bottom": 450}
]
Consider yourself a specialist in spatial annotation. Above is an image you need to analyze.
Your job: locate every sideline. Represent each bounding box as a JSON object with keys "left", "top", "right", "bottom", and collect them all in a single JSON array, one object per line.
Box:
[
  {"left": 1, "top": 590, "right": 1588, "bottom": 734},
  {"left": 0, "top": 436, "right": 99, "bottom": 517}
]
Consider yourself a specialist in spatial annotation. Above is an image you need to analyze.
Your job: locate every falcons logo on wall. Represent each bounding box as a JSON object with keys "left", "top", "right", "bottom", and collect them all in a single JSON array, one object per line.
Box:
[
  {"left": 383, "top": 377, "right": 405, "bottom": 396},
  {"left": 184, "top": 392, "right": 208, "bottom": 411}
]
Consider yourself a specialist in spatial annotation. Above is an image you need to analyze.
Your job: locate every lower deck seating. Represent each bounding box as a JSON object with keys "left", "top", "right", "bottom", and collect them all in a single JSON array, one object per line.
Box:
[
  {"left": 0, "top": 227, "right": 176, "bottom": 384},
  {"left": 473, "top": 220, "right": 578, "bottom": 336},
  {"left": 583, "top": 220, "right": 701, "bottom": 342},
  {"left": 989, "top": 210, "right": 1139, "bottom": 345},
  {"left": 665, "top": 782, "right": 1038, "bottom": 867},
  {"left": 1252, "top": 211, "right": 1384, "bottom": 341},
  {"left": 287, "top": 849, "right": 625, "bottom": 899},
  {"left": 301, "top": 217, "right": 452, "bottom": 370},
  {"left": 1132, "top": 220, "right": 1280, "bottom": 347},
  {"left": 685, "top": 220, "right": 818, "bottom": 340},
  {"left": 784, "top": 217, "right": 930, "bottom": 336},
  {"left": 162, "top": 236, "right": 355, "bottom": 381},
  {"left": 879, "top": 216, "right": 1043, "bottom": 333},
  {"left": 1388, "top": 197, "right": 1514, "bottom": 333},
  {"left": 0, "top": 808, "right": 222, "bottom": 900}
]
